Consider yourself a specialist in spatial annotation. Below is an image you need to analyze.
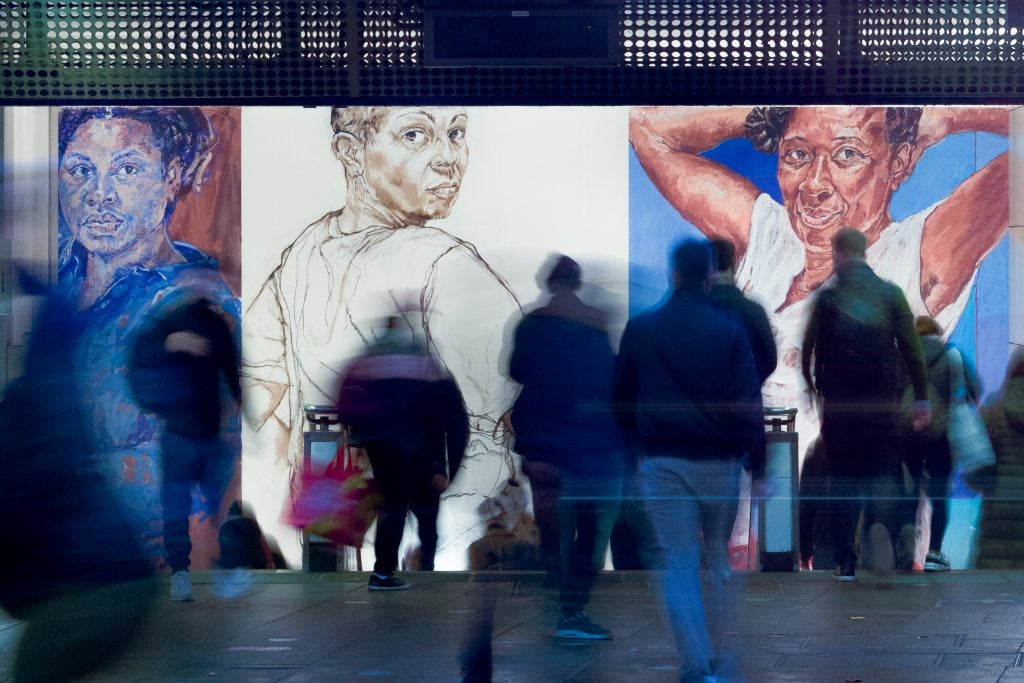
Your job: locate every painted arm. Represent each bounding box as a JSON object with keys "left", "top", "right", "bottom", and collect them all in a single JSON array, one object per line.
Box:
[
  {"left": 424, "top": 241, "right": 523, "bottom": 473},
  {"left": 240, "top": 272, "right": 290, "bottom": 436},
  {"left": 629, "top": 106, "right": 761, "bottom": 259},
  {"left": 917, "top": 107, "right": 1009, "bottom": 315}
]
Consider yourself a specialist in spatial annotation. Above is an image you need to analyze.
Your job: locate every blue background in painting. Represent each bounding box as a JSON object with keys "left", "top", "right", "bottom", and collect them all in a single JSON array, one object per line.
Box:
[{"left": 628, "top": 129, "right": 1009, "bottom": 401}]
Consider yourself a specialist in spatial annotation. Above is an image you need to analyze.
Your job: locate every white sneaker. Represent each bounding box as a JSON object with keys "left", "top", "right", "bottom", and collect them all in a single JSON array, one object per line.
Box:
[
  {"left": 170, "top": 570, "right": 193, "bottom": 601},
  {"left": 215, "top": 568, "right": 253, "bottom": 599},
  {"left": 924, "top": 551, "right": 952, "bottom": 572}
]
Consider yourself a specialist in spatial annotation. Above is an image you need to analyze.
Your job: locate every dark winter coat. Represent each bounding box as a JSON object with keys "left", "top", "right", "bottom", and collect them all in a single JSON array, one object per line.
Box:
[
  {"left": 129, "top": 298, "right": 241, "bottom": 438},
  {"left": 508, "top": 291, "right": 624, "bottom": 476},
  {"left": 802, "top": 259, "right": 928, "bottom": 405},
  {"left": 613, "top": 285, "right": 763, "bottom": 460}
]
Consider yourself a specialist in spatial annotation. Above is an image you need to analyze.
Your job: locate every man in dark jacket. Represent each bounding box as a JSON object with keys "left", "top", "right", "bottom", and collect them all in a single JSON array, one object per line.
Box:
[
  {"left": 130, "top": 297, "right": 241, "bottom": 601},
  {"left": 802, "top": 228, "right": 931, "bottom": 582},
  {"left": 336, "top": 313, "right": 468, "bottom": 590},
  {"left": 614, "top": 239, "right": 763, "bottom": 683},
  {"left": 508, "top": 255, "right": 624, "bottom": 639}
]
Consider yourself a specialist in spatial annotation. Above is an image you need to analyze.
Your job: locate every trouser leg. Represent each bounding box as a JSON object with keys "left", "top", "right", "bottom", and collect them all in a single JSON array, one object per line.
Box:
[
  {"left": 160, "top": 431, "right": 199, "bottom": 573},
  {"left": 643, "top": 457, "right": 740, "bottom": 681},
  {"left": 410, "top": 484, "right": 441, "bottom": 571},
  {"left": 925, "top": 437, "right": 953, "bottom": 550},
  {"left": 523, "top": 461, "right": 563, "bottom": 572},
  {"left": 366, "top": 444, "right": 409, "bottom": 576}
]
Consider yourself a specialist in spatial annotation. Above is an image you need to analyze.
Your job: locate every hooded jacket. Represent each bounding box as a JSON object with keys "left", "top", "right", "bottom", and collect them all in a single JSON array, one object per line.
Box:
[{"left": 336, "top": 328, "right": 468, "bottom": 480}]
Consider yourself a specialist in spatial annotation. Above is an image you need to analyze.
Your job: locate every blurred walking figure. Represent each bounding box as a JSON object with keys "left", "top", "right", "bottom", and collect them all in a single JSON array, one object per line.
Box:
[
  {"left": 508, "top": 255, "right": 624, "bottom": 639},
  {"left": 614, "top": 239, "right": 763, "bottom": 683},
  {"left": 1, "top": 280, "right": 156, "bottom": 680},
  {"left": 902, "top": 316, "right": 978, "bottom": 572},
  {"left": 802, "top": 229, "right": 930, "bottom": 582},
  {"left": 130, "top": 297, "right": 242, "bottom": 601},
  {"left": 976, "top": 348, "right": 1024, "bottom": 568},
  {"left": 336, "top": 310, "right": 468, "bottom": 591}
]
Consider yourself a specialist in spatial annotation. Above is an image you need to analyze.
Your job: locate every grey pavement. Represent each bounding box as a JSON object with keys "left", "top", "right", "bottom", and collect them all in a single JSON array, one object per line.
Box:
[{"left": 5, "top": 570, "right": 1024, "bottom": 681}]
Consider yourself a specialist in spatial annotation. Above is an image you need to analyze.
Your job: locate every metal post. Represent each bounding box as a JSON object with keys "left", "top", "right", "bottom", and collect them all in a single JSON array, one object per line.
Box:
[
  {"left": 300, "top": 404, "right": 343, "bottom": 572},
  {"left": 760, "top": 407, "right": 800, "bottom": 572}
]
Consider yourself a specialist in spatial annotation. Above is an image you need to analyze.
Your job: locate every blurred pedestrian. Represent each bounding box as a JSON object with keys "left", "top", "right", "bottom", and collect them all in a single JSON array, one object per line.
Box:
[
  {"left": 614, "top": 239, "right": 763, "bottom": 683},
  {"left": 508, "top": 255, "right": 624, "bottom": 639},
  {"left": 901, "top": 316, "right": 979, "bottom": 572},
  {"left": 129, "top": 296, "right": 242, "bottom": 601},
  {"left": 0, "top": 279, "right": 156, "bottom": 681},
  {"left": 336, "top": 311, "right": 469, "bottom": 590},
  {"left": 976, "top": 348, "right": 1024, "bottom": 568},
  {"left": 802, "top": 228, "right": 931, "bottom": 581}
]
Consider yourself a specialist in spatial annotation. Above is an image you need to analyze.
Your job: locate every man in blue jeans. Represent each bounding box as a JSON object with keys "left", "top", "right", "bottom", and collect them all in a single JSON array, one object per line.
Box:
[
  {"left": 130, "top": 297, "right": 241, "bottom": 601},
  {"left": 614, "top": 240, "right": 763, "bottom": 683},
  {"left": 508, "top": 255, "right": 624, "bottom": 639}
]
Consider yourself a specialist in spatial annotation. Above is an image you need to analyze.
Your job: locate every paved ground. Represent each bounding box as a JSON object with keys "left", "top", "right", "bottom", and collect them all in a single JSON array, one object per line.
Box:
[{"left": 6, "top": 569, "right": 1024, "bottom": 681}]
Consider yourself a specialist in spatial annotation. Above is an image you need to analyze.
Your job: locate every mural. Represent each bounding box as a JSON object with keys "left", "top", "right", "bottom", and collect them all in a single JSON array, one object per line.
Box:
[
  {"left": 629, "top": 105, "right": 1010, "bottom": 568},
  {"left": 56, "top": 106, "right": 242, "bottom": 569},
  {"left": 630, "top": 105, "right": 1009, "bottom": 453},
  {"left": 26, "top": 104, "right": 1008, "bottom": 571},
  {"left": 241, "top": 106, "right": 629, "bottom": 568}
]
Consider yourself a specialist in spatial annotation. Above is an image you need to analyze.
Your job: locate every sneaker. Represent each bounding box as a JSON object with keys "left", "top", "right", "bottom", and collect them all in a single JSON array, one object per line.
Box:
[
  {"left": 170, "top": 570, "right": 193, "bottom": 601},
  {"left": 923, "top": 551, "right": 952, "bottom": 572},
  {"left": 555, "top": 611, "right": 611, "bottom": 640},
  {"left": 832, "top": 564, "right": 856, "bottom": 582},
  {"left": 868, "top": 522, "right": 894, "bottom": 575},
  {"left": 215, "top": 568, "right": 253, "bottom": 599},
  {"left": 368, "top": 573, "right": 410, "bottom": 591}
]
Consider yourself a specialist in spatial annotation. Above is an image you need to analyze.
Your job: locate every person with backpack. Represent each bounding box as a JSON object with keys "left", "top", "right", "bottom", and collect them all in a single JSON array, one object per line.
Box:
[
  {"left": 335, "top": 310, "right": 469, "bottom": 590},
  {"left": 901, "top": 316, "right": 980, "bottom": 572},
  {"left": 802, "top": 228, "right": 931, "bottom": 582}
]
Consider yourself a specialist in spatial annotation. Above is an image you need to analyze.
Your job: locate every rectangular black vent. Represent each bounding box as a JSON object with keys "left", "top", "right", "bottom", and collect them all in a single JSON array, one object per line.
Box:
[{"left": 424, "top": 4, "right": 619, "bottom": 66}]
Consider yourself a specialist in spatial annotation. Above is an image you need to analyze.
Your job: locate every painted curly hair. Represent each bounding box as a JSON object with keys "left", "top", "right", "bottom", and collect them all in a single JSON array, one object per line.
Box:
[{"left": 744, "top": 106, "right": 922, "bottom": 155}]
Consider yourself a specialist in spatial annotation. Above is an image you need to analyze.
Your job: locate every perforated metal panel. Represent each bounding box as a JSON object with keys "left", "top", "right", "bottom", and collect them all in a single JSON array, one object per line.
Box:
[
  {"left": 623, "top": 1, "right": 826, "bottom": 68},
  {"left": 1, "top": 1, "right": 1024, "bottom": 103}
]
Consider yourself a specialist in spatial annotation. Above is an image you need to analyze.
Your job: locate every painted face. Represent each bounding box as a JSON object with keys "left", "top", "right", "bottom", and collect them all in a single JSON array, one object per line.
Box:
[
  {"left": 362, "top": 107, "right": 468, "bottom": 225},
  {"left": 777, "top": 108, "right": 899, "bottom": 247},
  {"left": 59, "top": 117, "right": 177, "bottom": 260}
]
